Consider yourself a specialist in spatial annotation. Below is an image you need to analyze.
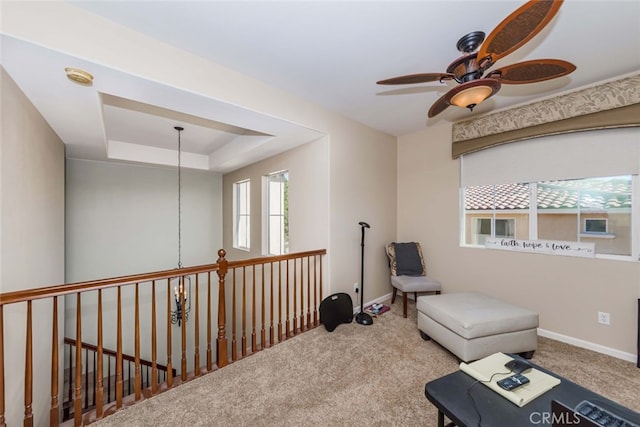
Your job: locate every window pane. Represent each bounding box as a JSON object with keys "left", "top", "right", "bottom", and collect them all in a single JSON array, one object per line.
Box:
[
  {"left": 233, "top": 180, "right": 250, "bottom": 249},
  {"left": 495, "top": 219, "right": 515, "bottom": 238},
  {"left": 537, "top": 176, "right": 631, "bottom": 256},
  {"left": 478, "top": 218, "right": 491, "bottom": 235},
  {"left": 266, "top": 171, "right": 289, "bottom": 255},
  {"left": 464, "top": 183, "right": 528, "bottom": 245},
  {"left": 585, "top": 219, "right": 607, "bottom": 233}
]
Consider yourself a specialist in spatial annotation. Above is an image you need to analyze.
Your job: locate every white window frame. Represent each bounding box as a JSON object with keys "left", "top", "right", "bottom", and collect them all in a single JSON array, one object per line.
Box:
[
  {"left": 232, "top": 179, "right": 250, "bottom": 251},
  {"left": 262, "top": 170, "right": 289, "bottom": 256}
]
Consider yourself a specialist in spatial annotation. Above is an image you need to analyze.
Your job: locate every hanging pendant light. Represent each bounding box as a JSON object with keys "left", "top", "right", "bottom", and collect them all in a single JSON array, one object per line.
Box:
[{"left": 170, "top": 126, "right": 191, "bottom": 326}]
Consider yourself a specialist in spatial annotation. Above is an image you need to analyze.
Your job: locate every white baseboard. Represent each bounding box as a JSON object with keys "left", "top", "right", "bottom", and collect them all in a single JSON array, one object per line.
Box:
[{"left": 537, "top": 328, "right": 637, "bottom": 364}]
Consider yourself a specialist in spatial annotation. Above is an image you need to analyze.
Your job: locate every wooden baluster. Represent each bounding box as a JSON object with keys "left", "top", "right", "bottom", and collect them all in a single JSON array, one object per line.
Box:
[
  {"left": 216, "top": 249, "right": 228, "bottom": 368},
  {"left": 261, "top": 263, "right": 266, "bottom": 350},
  {"left": 24, "top": 300, "right": 33, "bottom": 427},
  {"left": 166, "top": 279, "right": 173, "bottom": 388},
  {"left": 269, "top": 262, "right": 275, "bottom": 347},
  {"left": 151, "top": 281, "right": 158, "bottom": 394},
  {"left": 241, "top": 266, "right": 247, "bottom": 357},
  {"left": 96, "top": 290, "right": 103, "bottom": 418},
  {"left": 67, "top": 342, "right": 73, "bottom": 413},
  {"left": 313, "top": 256, "right": 318, "bottom": 326},
  {"left": 115, "top": 287, "right": 123, "bottom": 408},
  {"left": 277, "top": 261, "right": 283, "bottom": 342},
  {"left": 299, "top": 258, "right": 305, "bottom": 332},
  {"left": 293, "top": 259, "right": 297, "bottom": 335},
  {"left": 73, "top": 295, "right": 82, "bottom": 426},
  {"left": 49, "top": 297, "right": 59, "bottom": 426},
  {"left": 286, "top": 259, "right": 291, "bottom": 338},
  {"left": 0, "top": 305, "right": 5, "bottom": 427},
  {"left": 107, "top": 357, "right": 111, "bottom": 403},
  {"left": 306, "top": 256, "right": 311, "bottom": 328},
  {"left": 319, "top": 256, "right": 323, "bottom": 326},
  {"left": 194, "top": 274, "right": 200, "bottom": 376},
  {"left": 127, "top": 362, "right": 131, "bottom": 395},
  {"left": 251, "top": 266, "right": 257, "bottom": 353},
  {"left": 180, "top": 276, "right": 187, "bottom": 382},
  {"left": 231, "top": 268, "right": 237, "bottom": 362},
  {"left": 206, "top": 272, "right": 212, "bottom": 371},
  {"left": 134, "top": 283, "right": 141, "bottom": 400},
  {"left": 84, "top": 346, "right": 89, "bottom": 409},
  {"left": 92, "top": 353, "right": 96, "bottom": 408}
]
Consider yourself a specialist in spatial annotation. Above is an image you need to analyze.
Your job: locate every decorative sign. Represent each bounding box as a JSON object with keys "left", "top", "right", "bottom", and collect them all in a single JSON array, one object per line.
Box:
[{"left": 486, "top": 238, "right": 595, "bottom": 258}]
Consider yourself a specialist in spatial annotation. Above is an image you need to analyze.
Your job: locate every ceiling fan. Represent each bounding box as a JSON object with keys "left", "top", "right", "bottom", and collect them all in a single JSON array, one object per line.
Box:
[{"left": 377, "top": 0, "right": 576, "bottom": 118}]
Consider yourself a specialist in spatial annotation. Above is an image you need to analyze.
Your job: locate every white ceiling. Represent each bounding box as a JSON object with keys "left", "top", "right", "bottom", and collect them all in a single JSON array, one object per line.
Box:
[{"left": 2, "top": 1, "right": 639, "bottom": 173}]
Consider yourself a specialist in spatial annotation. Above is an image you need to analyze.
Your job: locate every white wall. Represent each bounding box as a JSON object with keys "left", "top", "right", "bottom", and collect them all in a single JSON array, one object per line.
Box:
[
  {"left": 1, "top": 67, "right": 66, "bottom": 426},
  {"left": 398, "top": 121, "right": 640, "bottom": 357},
  {"left": 65, "top": 159, "right": 223, "bottom": 366},
  {"left": 65, "top": 159, "right": 223, "bottom": 280}
]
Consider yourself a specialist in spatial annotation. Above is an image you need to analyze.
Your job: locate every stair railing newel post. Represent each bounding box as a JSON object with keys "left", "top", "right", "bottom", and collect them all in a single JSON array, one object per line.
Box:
[{"left": 216, "top": 249, "right": 228, "bottom": 368}]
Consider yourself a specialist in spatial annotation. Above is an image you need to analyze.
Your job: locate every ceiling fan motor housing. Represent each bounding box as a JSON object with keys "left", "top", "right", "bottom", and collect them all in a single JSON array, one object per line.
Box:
[{"left": 446, "top": 53, "right": 485, "bottom": 83}]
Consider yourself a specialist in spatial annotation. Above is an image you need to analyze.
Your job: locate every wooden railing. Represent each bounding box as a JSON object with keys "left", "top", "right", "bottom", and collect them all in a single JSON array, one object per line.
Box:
[
  {"left": 0, "top": 248, "right": 326, "bottom": 426},
  {"left": 62, "top": 338, "right": 175, "bottom": 421}
]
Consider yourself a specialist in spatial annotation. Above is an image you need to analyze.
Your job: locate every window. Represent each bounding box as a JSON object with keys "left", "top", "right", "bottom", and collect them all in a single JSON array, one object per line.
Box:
[
  {"left": 463, "top": 176, "right": 633, "bottom": 257},
  {"left": 584, "top": 219, "right": 607, "bottom": 233},
  {"left": 495, "top": 219, "right": 515, "bottom": 238},
  {"left": 233, "top": 180, "right": 250, "bottom": 250},
  {"left": 464, "top": 183, "right": 526, "bottom": 246},
  {"left": 264, "top": 171, "right": 289, "bottom": 255},
  {"left": 460, "top": 129, "right": 639, "bottom": 259}
]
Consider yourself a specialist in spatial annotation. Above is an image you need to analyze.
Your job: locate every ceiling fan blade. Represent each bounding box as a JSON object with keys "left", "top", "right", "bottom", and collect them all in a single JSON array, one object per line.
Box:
[
  {"left": 490, "top": 59, "right": 576, "bottom": 84},
  {"left": 477, "top": 0, "right": 564, "bottom": 65},
  {"left": 377, "top": 73, "right": 454, "bottom": 85},
  {"left": 427, "top": 91, "right": 452, "bottom": 118}
]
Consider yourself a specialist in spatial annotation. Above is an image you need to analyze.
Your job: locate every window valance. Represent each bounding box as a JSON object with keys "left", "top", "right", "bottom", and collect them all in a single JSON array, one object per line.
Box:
[{"left": 452, "top": 74, "right": 640, "bottom": 159}]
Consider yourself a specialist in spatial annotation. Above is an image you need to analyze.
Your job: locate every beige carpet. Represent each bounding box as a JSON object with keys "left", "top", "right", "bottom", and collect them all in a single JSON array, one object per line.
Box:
[{"left": 93, "top": 298, "right": 640, "bottom": 426}]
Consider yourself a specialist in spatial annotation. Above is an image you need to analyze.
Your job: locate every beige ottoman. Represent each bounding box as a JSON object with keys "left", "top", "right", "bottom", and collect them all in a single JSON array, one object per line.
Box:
[{"left": 417, "top": 292, "right": 538, "bottom": 362}]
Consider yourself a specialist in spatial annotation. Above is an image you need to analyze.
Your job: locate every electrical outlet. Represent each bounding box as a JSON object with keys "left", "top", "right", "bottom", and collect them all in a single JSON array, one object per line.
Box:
[
  {"left": 353, "top": 282, "right": 359, "bottom": 293},
  {"left": 598, "top": 311, "right": 610, "bottom": 325}
]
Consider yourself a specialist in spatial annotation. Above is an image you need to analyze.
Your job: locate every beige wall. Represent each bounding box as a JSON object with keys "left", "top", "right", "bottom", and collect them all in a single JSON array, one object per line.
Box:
[
  {"left": 398, "top": 121, "right": 640, "bottom": 357},
  {"left": 223, "top": 137, "right": 329, "bottom": 260},
  {"left": 1, "top": 67, "right": 66, "bottom": 425},
  {"left": 328, "top": 126, "right": 397, "bottom": 303},
  {"left": 223, "top": 126, "right": 399, "bottom": 305}
]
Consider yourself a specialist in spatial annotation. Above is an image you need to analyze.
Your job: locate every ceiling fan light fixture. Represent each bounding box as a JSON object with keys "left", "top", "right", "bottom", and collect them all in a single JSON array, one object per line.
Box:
[{"left": 449, "top": 79, "right": 501, "bottom": 111}]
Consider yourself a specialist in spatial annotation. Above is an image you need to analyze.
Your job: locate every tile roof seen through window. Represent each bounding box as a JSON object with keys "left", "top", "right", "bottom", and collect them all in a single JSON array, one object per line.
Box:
[{"left": 465, "top": 178, "right": 632, "bottom": 211}]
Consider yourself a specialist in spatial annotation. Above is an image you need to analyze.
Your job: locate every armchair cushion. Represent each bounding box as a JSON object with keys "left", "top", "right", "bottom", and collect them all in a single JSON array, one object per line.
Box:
[
  {"left": 391, "top": 275, "right": 441, "bottom": 293},
  {"left": 387, "top": 242, "right": 426, "bottom": 276}
]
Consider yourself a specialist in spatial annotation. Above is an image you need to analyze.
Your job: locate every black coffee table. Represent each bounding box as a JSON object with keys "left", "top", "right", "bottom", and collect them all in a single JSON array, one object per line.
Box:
[{"left": 424, "top": 355, "right": 640, "bottom": 427}]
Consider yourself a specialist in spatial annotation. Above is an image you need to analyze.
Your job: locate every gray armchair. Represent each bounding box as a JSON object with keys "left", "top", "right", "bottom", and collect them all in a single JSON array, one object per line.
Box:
[{"left": 385, "top": 242, "right": 441, "bottom": 318}]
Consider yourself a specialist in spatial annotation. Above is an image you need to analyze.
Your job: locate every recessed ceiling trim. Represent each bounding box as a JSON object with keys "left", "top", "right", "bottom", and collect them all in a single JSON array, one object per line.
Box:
[
  {"left": 208, "top": 135, "right": 274, "bottom": 169},
  {"left": 108, "top": 140, "right": 210, "bottom": 170},
  {"left": 101, "top": 93, "right": 270, "bottom": 137}
]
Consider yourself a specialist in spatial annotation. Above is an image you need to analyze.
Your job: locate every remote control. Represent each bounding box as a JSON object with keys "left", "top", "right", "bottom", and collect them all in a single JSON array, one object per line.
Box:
[{"left": 497, "top": 374, "right": 530, "bottom": 391}]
